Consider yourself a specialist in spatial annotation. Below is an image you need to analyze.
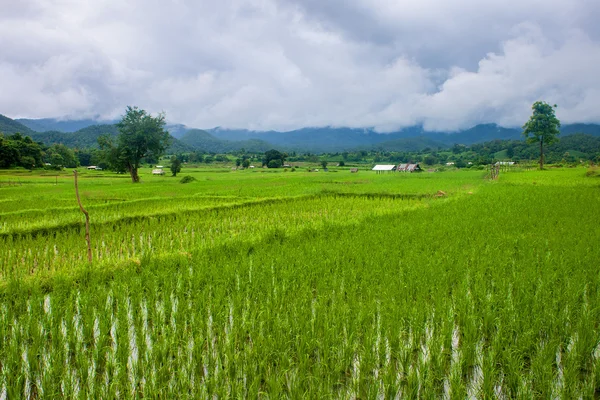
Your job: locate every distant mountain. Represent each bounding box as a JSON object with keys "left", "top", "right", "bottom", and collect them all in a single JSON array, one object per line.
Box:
[
  {"left": 25, "top": 123, "right": 192, "bottom": 153},
  {"left": 27, "top": 124, "right": 119, "bottom": 148},
  {"left": 4, "top": 113, "right": 600, "bottom": 153},
  {"left": 369, "top": 137, "right": 449, "bottom": 152},
  {"left": 208, "top": 127, "right": 408, "bottom": 152},
  {"left": 208, "top": 123, "right": 600, "bottom": 151},
  {"left": 426, "top": 124, "right": 522, "bottom": 145},
  {"left": 16, "top": 118, "right": 118, "bottom": 133},
  {"left": 17, "top": 117, "right": 190, "bottom": 138},
  {"left": 166, "top": 124, "right": 189, "bottom": 139},
  {"left": 0, "top": 114, "right": 35, "bottom": 135},
  {"left": 180, "top": 129, "right": 274, "bottom": 153}
]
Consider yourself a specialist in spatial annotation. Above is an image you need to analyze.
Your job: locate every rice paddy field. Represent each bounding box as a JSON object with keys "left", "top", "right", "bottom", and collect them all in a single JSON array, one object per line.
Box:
[{"left": 0, "top": 166, "right": 599, "bottom": 398}]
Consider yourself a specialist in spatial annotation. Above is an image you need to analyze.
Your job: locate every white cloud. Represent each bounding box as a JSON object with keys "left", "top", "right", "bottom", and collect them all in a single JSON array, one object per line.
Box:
[{"left": 1, "top": 0, "right": 600, "bottom": 131}]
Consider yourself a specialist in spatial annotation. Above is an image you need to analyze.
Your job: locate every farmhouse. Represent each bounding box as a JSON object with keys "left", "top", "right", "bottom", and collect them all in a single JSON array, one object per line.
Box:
[
  {"left": 372, "top": 165, "right": 396, "bottom": 174},
  {"left": 397, "top": 163, "right": 422, "bottom": 172},
  {"left": 87, "top": 166, "right": 97, "bottom": 170},
  {"left": 152, "top": 169, "right": 165, "bottom": 175}
]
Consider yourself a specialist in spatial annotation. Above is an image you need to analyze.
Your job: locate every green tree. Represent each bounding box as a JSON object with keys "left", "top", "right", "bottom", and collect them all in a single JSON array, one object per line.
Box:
[
  {"left": 268, "top": 159, "right": 282, "bottom": 168},
  {"left": 0, "top": 134, "right": 20, "bottom": 168},
  {"left": 522, "top": 101, "right": 561, "bottom": 170},
  {"left": 98, "top": 106, "right": 171, "bottom": 182},
  {"left": 264, "top": 149, "right": 286, "bottom": 168},
  {"left": 242, "top": 159, "right": 251, "bottom": 169},
  {"left": 170, "top": 156, "right": 182, "bottom": 177},
  {"left": 320, "top": 160, "right": 328, "bottom": 169},
  {"left": 46, "top": 144, "right": 78, "bottom": 168}
]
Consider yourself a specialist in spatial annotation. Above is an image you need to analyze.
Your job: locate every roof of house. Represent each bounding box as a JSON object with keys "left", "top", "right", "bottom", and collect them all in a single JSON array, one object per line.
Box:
[
  {"left": 372, "top": 164, "right": 396, "bottom": 171},
  {"left": 397, "top": 163, "right": 421, "bottom": 171}
]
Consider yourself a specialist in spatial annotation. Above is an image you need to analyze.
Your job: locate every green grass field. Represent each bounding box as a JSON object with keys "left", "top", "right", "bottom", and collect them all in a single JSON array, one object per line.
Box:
[{"left": 0, "top": 166, "right": 599, "bottom": 398}]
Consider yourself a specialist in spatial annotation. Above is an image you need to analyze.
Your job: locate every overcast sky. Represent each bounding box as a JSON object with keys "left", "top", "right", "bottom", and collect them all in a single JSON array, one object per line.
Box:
[{"left": 2, "top": 0, "right": 600, "bottom": 131}]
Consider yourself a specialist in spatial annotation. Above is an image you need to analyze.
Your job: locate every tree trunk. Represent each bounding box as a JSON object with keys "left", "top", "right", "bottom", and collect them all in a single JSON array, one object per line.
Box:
[
  {"left": 539, "top": 139, "right": 544, "bottom": 170},
  {"left": 129, "top": 164, "right": 140, "bottom": 183}
]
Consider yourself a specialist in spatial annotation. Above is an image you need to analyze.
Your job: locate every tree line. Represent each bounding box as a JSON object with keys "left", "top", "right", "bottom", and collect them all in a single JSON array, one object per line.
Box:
[{"left": 0, "top": 132, "right": 80, "bottom": 169}]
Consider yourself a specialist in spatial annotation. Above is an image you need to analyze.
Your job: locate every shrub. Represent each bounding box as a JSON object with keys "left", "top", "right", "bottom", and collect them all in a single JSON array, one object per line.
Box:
[{"left": 180, "top": 175, "right": 197, "bottom": 184}]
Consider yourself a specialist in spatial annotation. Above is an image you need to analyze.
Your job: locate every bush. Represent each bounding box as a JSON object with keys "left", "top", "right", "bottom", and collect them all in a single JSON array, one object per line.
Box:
[
  {"left": 180, "top": 175, "right": 197, "bottom": 184},
  {"left": 268, "top": 159, "right": 282, "bottom": 169}
]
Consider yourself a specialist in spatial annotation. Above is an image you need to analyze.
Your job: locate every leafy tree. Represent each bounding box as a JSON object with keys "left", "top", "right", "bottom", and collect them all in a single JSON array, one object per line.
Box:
[
  {"left": 98, "top": 106, "right": 170, "bottom": 182},
  {"left": 522, "top": 101, "right": 561, "bottom": 169},
  {"left": 264, "top": 149, "right": 286, "bottom": 168},
  {"left": 0, "top": 134, "right": 19, "bottom": 168},
  {"left": 45, "top": 144, "right": 78, "bottom": 168},
  {"left": 268, "top": 159, "right": 282, "bottom": 168},
  {"left": 338, "top": 160, "right": 345, "bottom": 167},
  {"left": 242, "top": 159, "right": 251, "bottom": 168},
  {"left": 170, "top": 156, "right": 182, "bottom": 177},
  {"left": 320, "top": 160, "right": 328, "bottom": 169},
  {"left": 423, "top": 154, "right": 438, "bottom": 166},
  {"left": 506, "top": 145, "right": 515, "bottom": 159},
  {"left": 0, "top": 132, "right": 44, "bottom": 169},
  {"left": 455, "top": 159, "right": 467, "bottom": 168}
]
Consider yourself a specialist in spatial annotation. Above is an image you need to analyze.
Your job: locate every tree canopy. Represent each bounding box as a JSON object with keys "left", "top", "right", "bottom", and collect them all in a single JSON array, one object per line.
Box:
[
  {"left": 263, "top": 149, "right": 287, "bottom": 168},
  {"left": 522, "top": 101, "right": 561, "bottom": 169},
  {"left": 98, "top": 106, "right": 171, "bottom": 182}
]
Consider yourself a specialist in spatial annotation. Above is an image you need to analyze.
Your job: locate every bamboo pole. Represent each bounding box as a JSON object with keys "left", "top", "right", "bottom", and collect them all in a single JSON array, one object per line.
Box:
[{"left": 74, "top": 170, "right": 92, "bottom": 263}]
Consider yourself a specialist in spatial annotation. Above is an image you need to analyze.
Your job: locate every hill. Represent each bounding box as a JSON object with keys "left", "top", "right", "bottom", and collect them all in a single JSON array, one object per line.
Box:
[
  {"left": 180, "top": 129, "right": 273, "bottom": 153},
  {"left": 16, "top": 118, "right": 118, "bottom": 133},
  {"left": 0, "top": 115, "right": 35, "bottom": 135},
  {"left": 4, "top": 113, "right": 600, "bottom": 153},
  {"left": 208, "top": 123, "right": 600, "bottom": 151},
  {"left": 25, "top": 124, "right": 192, "bottom": 153},
  {"left": 368, "top": 136, "right": 449, "bottom": 152}
]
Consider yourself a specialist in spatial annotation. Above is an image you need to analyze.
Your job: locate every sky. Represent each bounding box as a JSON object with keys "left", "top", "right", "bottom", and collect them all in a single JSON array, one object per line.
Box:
[{"left": 2, "top": 0, "right": 600, "bottom": 132}]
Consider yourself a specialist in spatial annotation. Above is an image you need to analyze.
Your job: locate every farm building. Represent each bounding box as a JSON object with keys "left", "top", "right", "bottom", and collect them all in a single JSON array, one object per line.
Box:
[
  {"left": 397, "top": 163, "right": 422, "bottom": 172},
  {"left": 372, "top": 165, "right": 396, "bottom": 174},
  {"left": 152, "top": 169, "right": 165, "bottom": 175}
]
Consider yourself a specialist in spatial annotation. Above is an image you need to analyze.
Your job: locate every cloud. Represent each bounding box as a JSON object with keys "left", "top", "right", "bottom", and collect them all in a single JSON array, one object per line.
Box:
[{"left": 1, "top": 0, "right": 600, "bottom": 131}]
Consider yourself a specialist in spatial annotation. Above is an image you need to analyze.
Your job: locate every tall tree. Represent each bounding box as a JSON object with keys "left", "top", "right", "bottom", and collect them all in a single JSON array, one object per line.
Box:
[
  {"left": 522, "top": 101, "right": 561, "bottom": 170},
  {"left": 99, "top": 106, "right": 170, "bottom": 182},
  {"left": 170, "top": 155, "right": 182, "bottom": 177}
]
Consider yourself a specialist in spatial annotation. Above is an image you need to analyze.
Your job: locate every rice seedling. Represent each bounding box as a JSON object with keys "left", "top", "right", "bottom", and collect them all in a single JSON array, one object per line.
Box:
[{"left": 0, "top": 166, "right": 598, "bottom": 397}]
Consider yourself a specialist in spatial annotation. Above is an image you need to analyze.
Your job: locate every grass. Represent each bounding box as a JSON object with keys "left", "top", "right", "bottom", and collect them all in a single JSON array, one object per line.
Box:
[{"left": 0, "top": 166, "right": 598, "bottom": 397}]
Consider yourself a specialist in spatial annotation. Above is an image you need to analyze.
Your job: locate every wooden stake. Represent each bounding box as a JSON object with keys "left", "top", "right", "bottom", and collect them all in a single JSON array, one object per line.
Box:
[{"left": 74, "top": 170, "right": 92, "bottom": 263}]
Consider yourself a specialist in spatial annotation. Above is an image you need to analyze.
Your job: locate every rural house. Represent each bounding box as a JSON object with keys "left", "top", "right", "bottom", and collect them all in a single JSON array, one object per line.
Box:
[
  {"left": 397, "top": 163, "right": 422, "bottom": 172},
  {"left": 372, "top": 165, "right": 397, "bottom": 174}
]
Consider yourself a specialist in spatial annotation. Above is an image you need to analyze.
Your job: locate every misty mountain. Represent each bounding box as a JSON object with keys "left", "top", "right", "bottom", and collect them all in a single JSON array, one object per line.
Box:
[
  {"left": 0, "top": 115, "right": 35, "bottom": 135},
  {"left": 3, "top": 114, "right": 600, "bottom": 154},
  {"left": 16, "top": 118, "right": 118, "bottom": 133},
  {"left": 20, "top": 123, "right": 192, "bottom": 154},
  {"left": 208, "top": 123, "right": 600, "bottom": 151},
  {"left": 180, "top": 129, "right": 274, "bottom": 153}
]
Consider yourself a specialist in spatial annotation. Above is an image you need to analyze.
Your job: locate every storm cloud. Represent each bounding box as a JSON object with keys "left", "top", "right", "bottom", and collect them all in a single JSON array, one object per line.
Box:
[{"left": 1, "top": 0, "right": 600, "bottom": 131}]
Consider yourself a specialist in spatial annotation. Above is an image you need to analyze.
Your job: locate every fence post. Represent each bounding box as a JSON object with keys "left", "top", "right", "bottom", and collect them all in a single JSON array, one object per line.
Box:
[{"left": 74, "top": 170, "right": 92, "bottom": 263}]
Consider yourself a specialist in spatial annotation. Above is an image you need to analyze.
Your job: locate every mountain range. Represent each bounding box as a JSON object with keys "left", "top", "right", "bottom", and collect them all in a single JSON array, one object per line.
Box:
[{"left": 3, "top": 114, "right": 600, "bottom": 154}]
